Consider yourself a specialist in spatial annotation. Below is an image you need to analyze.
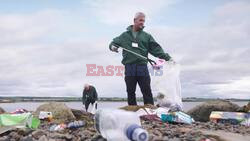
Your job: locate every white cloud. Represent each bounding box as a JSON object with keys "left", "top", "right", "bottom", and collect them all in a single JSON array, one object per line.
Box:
[
  {"left": 144, "top": 1, "right": 250, "bottom": 98},
  {"left": 82, "top": 0, "right": 177, "bottom": 25},
  {"left": 213, "top": 1, "right": 250, "bottom": 25},
  {"left": 0, "top": 9, "right": 92, "bottom": 97},
  {"left": 0, "top": 10, "right": 66, "bottom": 45},
  {"left": 0, "top": 36, "right": 127, "bottom": 97},
  {"left": 209, "top": 76, "right": 250, "bottom": 99},
  {"left": 0, "top": 1, "right": 250, "bottom": 99}
]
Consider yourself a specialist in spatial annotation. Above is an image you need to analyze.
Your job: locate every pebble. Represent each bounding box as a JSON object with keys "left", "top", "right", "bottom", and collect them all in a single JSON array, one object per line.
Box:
[
  {"left": 38, "top": 135, "right": 48, "bottom": 141},
  {"left": 91, "top": 135, "right": 107, "bottom": 141},
  {"left": 0, "top": 136, "right": 8, "bottom": 141},
  {"left": 169, "top": 137, "right": 181, "bottom": 141},
  {"left": 32, "top": 130, "right": 47, "bottom": 139},
  {"left": 20, "top": 136, "right": 33, "bottom": 141},
  {"left": 9, "top": 132, "right": 21, "bottom": 140},
  {"left": 49, "top": 132, "right": 72, "bottom": 140}
]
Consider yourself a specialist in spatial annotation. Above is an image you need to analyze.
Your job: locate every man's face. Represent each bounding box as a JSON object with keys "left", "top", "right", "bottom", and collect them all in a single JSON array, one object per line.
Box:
[
  {"left": 84, "top": 85, "right": 90, "bottom": 90},
  {"left": 134, "top": 15, "right": 145, "bottom": 29}
]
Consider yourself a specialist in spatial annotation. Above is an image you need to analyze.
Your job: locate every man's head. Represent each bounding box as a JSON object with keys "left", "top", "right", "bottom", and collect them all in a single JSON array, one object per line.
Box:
[
  {"left": 84, "top": 83, "right": 90, "bottom": 90},
  {"left": 133, "top": 12, "right": 145, "bottom": 31}
]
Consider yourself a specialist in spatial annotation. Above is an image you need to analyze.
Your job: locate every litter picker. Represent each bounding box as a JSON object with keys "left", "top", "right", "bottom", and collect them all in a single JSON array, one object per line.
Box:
[{"left": 115, "top": 45, "right": 157, "bottom": 66}]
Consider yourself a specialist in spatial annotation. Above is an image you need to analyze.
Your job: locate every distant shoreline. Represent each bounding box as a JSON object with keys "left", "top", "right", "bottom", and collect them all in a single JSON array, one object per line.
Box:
[{"left": 0, "top": 96, "right": 249, "bottom": 103}]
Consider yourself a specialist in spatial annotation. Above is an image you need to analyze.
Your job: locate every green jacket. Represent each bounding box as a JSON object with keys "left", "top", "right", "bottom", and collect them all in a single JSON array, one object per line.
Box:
[
  {"left": 109, "top": 25, "right": 171, "bottom": 65},
  {"left": 82, "top": 86, "right": 98, "bottom": 104}
]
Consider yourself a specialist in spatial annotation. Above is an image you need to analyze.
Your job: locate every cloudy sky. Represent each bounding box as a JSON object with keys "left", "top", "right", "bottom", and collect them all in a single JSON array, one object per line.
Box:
[{"left": 0, "top": 0, "right": 249, "bottom": 99}]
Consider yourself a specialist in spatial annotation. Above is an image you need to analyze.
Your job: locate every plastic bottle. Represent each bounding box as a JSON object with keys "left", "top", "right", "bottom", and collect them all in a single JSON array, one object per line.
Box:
[
  {"left": 95, "top": 109, "right": 148, "bottom": 141},
  {"left": 49, "top": 123, "right": 66, "bottom": 131},
  {"left": 67, "top": 120, "right": 85, "bottom": 129},
  {"left": 49, "top": 124, "right": 57, "bottom": 131}
]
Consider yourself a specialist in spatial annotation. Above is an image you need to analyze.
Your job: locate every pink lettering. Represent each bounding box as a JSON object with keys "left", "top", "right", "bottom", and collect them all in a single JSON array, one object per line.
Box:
[
  {"left": 97, "top": 66, "right": 107, "bottom": 76},
  {"left": 115, "top": 66, "right": 124, "bottom": 76},
  {"left": 106, "top": 65, "right": 114, "bottom": 76},
  {"left": 86, "top": 64, "right": 97, "bottom": 76}
]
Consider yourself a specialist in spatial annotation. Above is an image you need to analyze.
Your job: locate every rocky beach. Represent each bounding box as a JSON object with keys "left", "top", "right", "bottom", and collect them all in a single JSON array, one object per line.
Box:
[{"left": 0, "top": 100, "right": 249, "bottom": 141}]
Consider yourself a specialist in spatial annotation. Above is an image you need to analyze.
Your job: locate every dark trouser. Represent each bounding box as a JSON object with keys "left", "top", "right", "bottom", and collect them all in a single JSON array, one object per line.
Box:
[
  {"left": 125, "top": 64, "right": 154, "bottom": 105},
  {"left": 85, "top": 100, "right": 97, "bottom": 112}
]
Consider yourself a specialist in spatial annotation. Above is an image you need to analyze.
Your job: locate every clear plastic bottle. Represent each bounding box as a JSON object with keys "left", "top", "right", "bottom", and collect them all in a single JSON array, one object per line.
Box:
[
  {"left": 67, "top": 120, "right": 85, "bottom": 129},
  {"left": 49, "top": 123, "right": 66, "bottom": 131},
  {"left": 95, "top": 109, "right": 148, "bottom": 141}
]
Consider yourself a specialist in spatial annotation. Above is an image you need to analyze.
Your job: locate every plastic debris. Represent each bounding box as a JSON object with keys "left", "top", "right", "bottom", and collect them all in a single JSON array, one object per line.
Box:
[
  {"left": 210, "top": 111, "right": 247, "bottom": 125},
  {"left": 241, "top": 117, "right": 250, "bottom": 126},
  {"left": 67, "top": 120, "right": 85, "bottom": 129},
  {"left": 0, "top": 113, "right": 40, "bottom": 134},
  {"left": 39, "top": 111, "right": 53, "bottom": 122},
  {"left": 140, "top": 115, "right": 162, "bottom": 122},
  {"left": 161, "top": 111, "right": 194, "bottom": 124},
  {"left": 90, "top": 101, "right": 98, "bottom": 114},
  {"left": 152, "top": 60, "right": 183, "bottom": 110},
  {"left": 49, "top": 123, "right": 67, "bottom": 131},
  {"left": 95, "top": 109, "right": 148, "bottom": 141},
  {"left": 10, "top": 108, "right": 28, "bottom": 114}
]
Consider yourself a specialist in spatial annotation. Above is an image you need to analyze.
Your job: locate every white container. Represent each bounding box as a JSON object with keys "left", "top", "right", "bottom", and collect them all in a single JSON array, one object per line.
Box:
[
  {"left": 38, "top": 111, "right": 52, "bottom": 119},
  {"left": 95, "top": 109, "right": 148, "bottom": 141}
]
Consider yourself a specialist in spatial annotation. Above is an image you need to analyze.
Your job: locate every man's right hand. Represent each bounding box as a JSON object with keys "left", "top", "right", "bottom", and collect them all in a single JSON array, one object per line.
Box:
[{"left": 111, "top": 45, "right": 119, "bottom": 53}]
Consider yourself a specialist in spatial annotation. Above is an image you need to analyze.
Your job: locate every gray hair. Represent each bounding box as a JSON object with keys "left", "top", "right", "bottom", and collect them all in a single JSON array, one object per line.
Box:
[
  {"left": 84, "top": 83, "right": 89, "bottom": 88},
  {"left": 134, "top": 12, "right": 145, "bottom": 19}
]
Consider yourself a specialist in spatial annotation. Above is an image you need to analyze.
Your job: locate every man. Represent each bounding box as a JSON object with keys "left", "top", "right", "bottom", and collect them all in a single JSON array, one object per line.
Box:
[
  {"left": 82, "top": 84, "right": 98, "bottom": 112},
  {"left": 109, "top": 12, "right": 173, "bottom": 106}
]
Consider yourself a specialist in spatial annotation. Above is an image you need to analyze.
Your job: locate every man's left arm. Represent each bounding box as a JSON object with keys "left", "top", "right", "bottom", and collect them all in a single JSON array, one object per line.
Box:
[{"left": 148, "top": 35, "right": 171, "bottom": 61}]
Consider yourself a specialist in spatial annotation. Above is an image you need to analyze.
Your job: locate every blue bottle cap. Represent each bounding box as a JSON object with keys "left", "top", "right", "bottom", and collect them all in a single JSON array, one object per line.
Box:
[{"left": 126, "top": 124, "right": 148, "bottom": 141}]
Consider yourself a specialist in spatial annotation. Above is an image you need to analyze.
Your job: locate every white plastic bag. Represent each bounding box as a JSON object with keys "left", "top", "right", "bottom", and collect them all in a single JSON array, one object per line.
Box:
[
  {"left": 90, "top": 101, "right": 98, "bottom": 114},
  {"left": 152, "top": 60, "right": 183, "bottom": 110}
]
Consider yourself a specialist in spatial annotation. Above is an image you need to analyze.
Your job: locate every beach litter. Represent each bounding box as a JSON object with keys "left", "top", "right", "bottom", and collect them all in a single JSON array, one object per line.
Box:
[
  {"left": 210, "top": 111, "right": 249, "bottom": 125},
  {"left": 49, "top": 123, "right": 67, "bottom": 131},
  {"left": 0, "top": 113, "right": 40, "bottom": 134},
  {"left": 161, "top": 111, "right": 195, "bottom": 124},
  {"left": 39, "top": 111, "right": 53, "bottom": 122},
  {"left": 95, "top": 109, "right": 148, "bottom": 141},
  {"left": 152, "top": 59, "right": 183, "bottom": 111},
  {"left": 67, "top": 120, "right": 85, "bottom": 129},
  {"left": 135, "top": 106, "right": 195, "bottom": 125},
  {"left": 49, "top": 120, "right": 85, "bottom": 131},
  {"left": 35, "top": 102, "right": 76, "bottom": 123},
  {"left": 10, "top": 108, "right": 28, "bottom": 114}
]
